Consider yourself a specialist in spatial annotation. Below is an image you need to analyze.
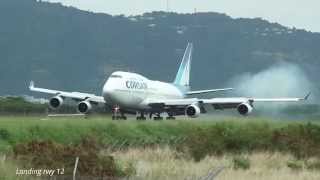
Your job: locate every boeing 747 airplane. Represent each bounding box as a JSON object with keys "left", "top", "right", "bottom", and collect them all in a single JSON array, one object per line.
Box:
[{"left": 29, "top": 43, "right": 310, "bottom": 120}]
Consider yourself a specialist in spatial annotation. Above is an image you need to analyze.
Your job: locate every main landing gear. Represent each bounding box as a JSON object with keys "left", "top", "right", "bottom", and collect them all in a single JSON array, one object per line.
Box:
[
  {"left": 136, "top": 112, "right": 147, "bottom": 120},
  {"left": 149, "top": 112, "right": 163, "bottom": 120},
  {"left": 166, "top": 116, "right": 176, "bottom": 120},
  {"left": 166, "top": 111, "right": 176, "bottom": 120},
  {"left": 112, "top": 105, "right": 127, "bottom": 120},
  {"left": 112, "top": 108, "right": 176, "bottom": 121},
  {"left": 153, "top": 113, "right": 164, "bottom": 121},
  {"left": 149, "top": 112, "right": 175, "bottom": 120},
  {"left": 141, "top": 112, "right": 163, "bottom": 121}
]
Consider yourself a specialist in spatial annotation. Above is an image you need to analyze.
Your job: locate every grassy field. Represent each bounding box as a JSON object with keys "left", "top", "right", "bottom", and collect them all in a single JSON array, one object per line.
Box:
[
  {"left": 1, "top": 115, "right": 320, "bottom": 179},
  {"left": 0, "top": 115, "right": 310, "bottom": 150},
  {"left": 0, "top": 115, "right": 320, "bottom": 154},
  {"left": 112, "top": 147, "right": 320, "bottom": 180},
  {"left": 0, "top": 115, "right": 203, "bottom": 152}
]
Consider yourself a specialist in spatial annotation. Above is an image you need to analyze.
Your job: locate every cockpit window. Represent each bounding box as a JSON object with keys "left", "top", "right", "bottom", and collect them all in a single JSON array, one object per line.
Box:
[{"left": 110, "top": 75, "right": 123, "bottom": 78}]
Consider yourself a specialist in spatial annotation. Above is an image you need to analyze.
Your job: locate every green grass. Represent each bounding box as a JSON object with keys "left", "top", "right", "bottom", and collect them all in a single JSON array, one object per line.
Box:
[
  {"left": 0, "top": 115, "right": 319, "bottom": 156},
  {"left": 0, "top": 115, "right": 199, "bottom": 151},
  {"left": 1, "top": 115, "right": 320, "bottom": 180}
]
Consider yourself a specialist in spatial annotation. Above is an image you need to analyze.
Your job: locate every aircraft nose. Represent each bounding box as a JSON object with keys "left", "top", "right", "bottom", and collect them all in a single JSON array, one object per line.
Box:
[
  {"left": 103, "top": 82, "right": 114, "bottom": 95},
  {"left": 105, "top": 87, "right": 114, "bottom": 96}
]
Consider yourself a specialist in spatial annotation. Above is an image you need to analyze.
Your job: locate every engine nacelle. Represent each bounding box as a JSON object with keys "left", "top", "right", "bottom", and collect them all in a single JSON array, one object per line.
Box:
[
  {"left": 49, "top": 96, "right": 64, "bottom": 109},
  {"left": 77, "top": 101, "right": 92, "bottom": 114},
  {"left": 185, "top": 104, "right": 201, "bottom": 118},
  {"left": 237, "top": 103, "right": 253, "bottom": 115}
]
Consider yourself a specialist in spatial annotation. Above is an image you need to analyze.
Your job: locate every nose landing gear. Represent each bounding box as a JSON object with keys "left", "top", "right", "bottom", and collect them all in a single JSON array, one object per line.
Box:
[{"left": 112, "top": 105, "right": 127, "bottom": 120}]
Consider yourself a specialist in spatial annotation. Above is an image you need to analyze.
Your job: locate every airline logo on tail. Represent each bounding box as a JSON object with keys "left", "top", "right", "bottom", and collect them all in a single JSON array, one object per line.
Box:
[{"left": 174, "top": 43, "right": 193, "bottom": 87}]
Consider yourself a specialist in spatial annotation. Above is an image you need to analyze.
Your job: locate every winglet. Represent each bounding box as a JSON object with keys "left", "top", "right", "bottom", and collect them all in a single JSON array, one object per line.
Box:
[
  {"left": 29, "top": 81, "right": 35, "bottom": 90},
  {"left": 304, "top": 92, "right": 311, "bottom": 100}
]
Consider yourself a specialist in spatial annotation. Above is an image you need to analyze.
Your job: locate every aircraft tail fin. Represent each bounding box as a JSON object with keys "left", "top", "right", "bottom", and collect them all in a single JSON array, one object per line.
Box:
[{"left": 174, "top": 43, "right": 193, "bottom": 87}]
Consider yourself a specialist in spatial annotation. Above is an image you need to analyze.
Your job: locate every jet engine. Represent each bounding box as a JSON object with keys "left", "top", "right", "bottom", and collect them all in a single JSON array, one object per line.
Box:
[
  {"left": 237, "top": 103, "right": 253, "bottom": 115},
  {"left": 49, "top": 96, "right": 64, "bottom": 109},
  {"left": 77, "top": 101, "right": 92, "bottom": 114},
  {"left": 185, "top": 104, "right": 201, "bottom": 118}
]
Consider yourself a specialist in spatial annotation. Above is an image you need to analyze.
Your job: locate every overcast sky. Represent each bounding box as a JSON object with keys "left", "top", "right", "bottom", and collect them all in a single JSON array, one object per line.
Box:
[{"left": 46, "top": 0, "right": 320, "bottom": 32}]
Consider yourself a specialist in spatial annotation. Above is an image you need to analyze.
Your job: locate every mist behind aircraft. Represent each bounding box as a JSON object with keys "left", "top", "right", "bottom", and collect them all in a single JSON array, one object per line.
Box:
[{"left": 226, "top": 62, "right": 317, "bottom": 116}]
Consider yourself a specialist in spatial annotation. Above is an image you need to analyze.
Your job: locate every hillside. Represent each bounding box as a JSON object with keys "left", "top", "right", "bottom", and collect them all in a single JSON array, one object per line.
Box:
[{"left": 0, "top": 0, "right": 319, "bottom": 96}]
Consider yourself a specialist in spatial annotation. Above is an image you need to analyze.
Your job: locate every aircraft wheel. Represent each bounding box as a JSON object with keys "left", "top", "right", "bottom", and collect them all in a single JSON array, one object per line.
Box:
[
  {"left": 154, "top": 117, "right": 163, "bottom": 121},
  {"left": 166, "top": 116, "right": 176, "bottom": 120},
  {"left": 137, "top": 117, "right": 146, "bottom": 120}
]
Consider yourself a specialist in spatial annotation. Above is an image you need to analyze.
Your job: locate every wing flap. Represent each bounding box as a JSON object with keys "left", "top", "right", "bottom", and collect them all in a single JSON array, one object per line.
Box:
[
  {"left": 186, "top": 88, "right": 233, "bottom": 95},
  {"left": 146, "top": 98, "right": 200, "bottom": 107}
]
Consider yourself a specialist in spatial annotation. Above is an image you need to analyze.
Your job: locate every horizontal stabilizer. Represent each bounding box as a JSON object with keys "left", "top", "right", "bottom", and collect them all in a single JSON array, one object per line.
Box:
[{"left": 186, "top": 88, "right": 233, "bottom": 95}]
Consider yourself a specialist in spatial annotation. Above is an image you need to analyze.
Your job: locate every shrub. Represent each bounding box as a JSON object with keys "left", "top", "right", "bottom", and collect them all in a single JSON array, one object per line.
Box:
[
  {"left": 287, "top": 160, "right": 304, "bottom": 171},
  {"left": 272, "top": 123, "right": 320, "bottom": 159},
  {"left": 306, "top": 160, "right": 320, "bottom": 170},
  {"left": 184, "top": 121, "right": 273, "bottom": 161},
  {"left": 12, "top": 137, "right": 135, "bottom": 178},
  {"left": 0, "top": 129, "right": 10, "bottom": 140},
  {"left": 233, "top": 156, "right": 250, "bottom": 170},
  {"left": 117, "top": 161, "right": 136, "bottom": 177},
  {"left": 184, "top": 121, "right": 320, "bottom": 161}
]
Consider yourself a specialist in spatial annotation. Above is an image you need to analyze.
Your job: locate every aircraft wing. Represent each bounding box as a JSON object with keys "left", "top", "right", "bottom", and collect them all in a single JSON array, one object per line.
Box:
[
  {"left": 204, "top": 95, "right": 309, "bottom": 104},
  {"left": 203, "top": 95, "right": 309, "bottom": 109},
  {"left": 186, "top": 88, "right": 233, "bottom": 95},
  {"left": 147, "top": 93, "right": 310, "bottom": 109},
  {"left": 29, "top": 81, "right": 106, "bottom": 103}
]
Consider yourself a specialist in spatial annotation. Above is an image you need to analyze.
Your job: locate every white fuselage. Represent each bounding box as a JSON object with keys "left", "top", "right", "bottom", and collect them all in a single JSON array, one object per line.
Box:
[{"left": 102, "top": 71, "right": 185, "bottom": 110}]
